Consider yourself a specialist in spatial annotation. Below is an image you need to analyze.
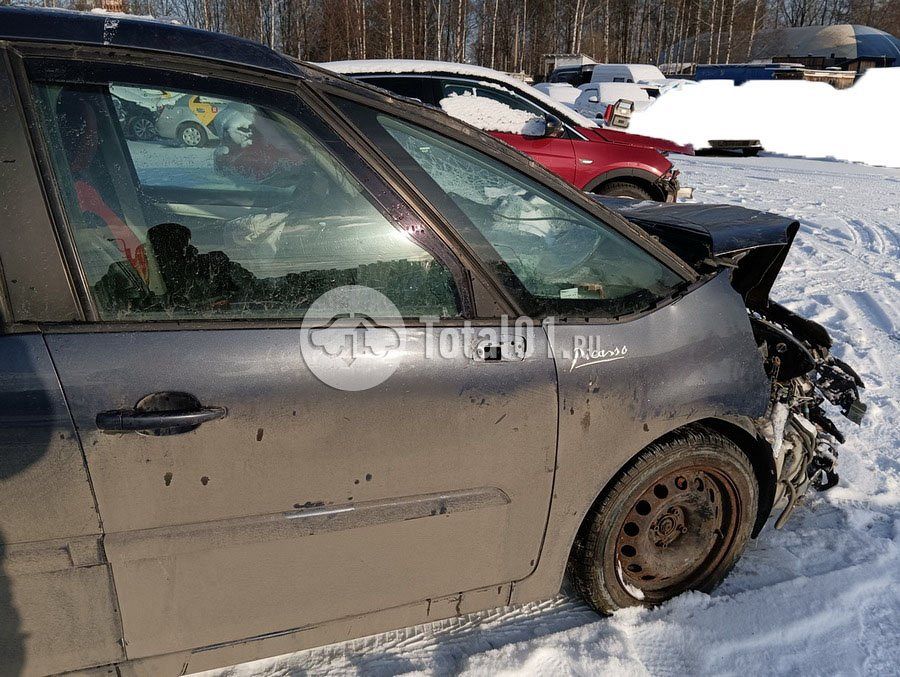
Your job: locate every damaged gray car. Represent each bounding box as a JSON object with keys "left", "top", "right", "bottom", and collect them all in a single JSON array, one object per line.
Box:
[{"left": 0, "top": 8, "right": 865, "bottom": 676}]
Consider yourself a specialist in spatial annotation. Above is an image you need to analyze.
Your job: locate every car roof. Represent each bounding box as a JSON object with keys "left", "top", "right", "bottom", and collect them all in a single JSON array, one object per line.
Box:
[
  {"left": 0, "top": 6, "right": 302, "bottom": 78},
  {"left": 322, "top": 59, "right": 600, "bottom": 129},
  {"left": 322, "top": 59, "right": 515, "bottom": 81}
]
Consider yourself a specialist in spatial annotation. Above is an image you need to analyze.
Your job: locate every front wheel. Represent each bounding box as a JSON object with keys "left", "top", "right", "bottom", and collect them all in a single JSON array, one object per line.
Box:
[
  {"left": 571, "top": 426, "right": 757, "bottom": 613},
  {"left": 595, "top": 181, "right": 655, "bottom": 201},
  {"left": 178, "top": 122, "right": 207, "bottom": 148},
  {"left": 130, "top": 114, "right": 158, "bottom": 141}
]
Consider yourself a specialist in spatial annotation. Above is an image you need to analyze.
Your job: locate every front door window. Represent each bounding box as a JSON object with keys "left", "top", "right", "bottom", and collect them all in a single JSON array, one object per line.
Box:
[{"left": 335, "top": 99, "right": 685, "bottom": 318}]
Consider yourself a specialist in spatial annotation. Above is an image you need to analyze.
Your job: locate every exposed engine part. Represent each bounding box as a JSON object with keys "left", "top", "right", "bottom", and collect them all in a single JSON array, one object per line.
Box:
[
  {"left": 751, "top": 303, "right": 865, "bottom": 528},
  {"left": 817, "top": 359, "right": 867, "bottom": 424}
]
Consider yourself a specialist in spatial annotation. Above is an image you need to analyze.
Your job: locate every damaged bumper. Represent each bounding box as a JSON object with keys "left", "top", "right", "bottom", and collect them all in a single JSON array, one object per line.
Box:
[{"left": 657, "top": 169, "right": 692, "bottom": 203}]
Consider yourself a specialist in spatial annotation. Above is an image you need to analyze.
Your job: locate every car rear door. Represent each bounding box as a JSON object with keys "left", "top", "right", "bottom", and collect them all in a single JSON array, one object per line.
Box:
[
  {"left": 21, "top": 55, "right": 557, "bottom": 661},
  {"left": 437, "top": 77, "right": 578, "bottom": 183}
]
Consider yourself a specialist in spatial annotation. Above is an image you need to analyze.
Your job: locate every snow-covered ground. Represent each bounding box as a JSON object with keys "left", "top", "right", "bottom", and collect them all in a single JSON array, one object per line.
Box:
[{"left": 207, "top": 154, "right": 900, "bottom": 677}]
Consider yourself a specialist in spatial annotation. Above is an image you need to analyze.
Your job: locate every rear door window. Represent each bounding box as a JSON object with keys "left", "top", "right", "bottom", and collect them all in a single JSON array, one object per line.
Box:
[
  {"left": 31, "top": 82, "right": 461, "bottom": 321},
  {"left": 357, "top": 76, "right": 433, "bottom": 103},
  {"left": 439, "top": 78, "right": 547, "bottom": 118}
]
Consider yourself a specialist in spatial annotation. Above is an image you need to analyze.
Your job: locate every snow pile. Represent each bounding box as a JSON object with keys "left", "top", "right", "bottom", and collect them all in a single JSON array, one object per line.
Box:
[
  {"left": 628, "top": 67, "right": 900, "bottom": 167},
  {"left": 439, "top": 92, "right": 546, "bottom": 136}
]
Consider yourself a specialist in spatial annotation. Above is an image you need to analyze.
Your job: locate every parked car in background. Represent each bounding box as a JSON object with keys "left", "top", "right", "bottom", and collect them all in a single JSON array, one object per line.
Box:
[
  {"left": 536, "top": 80, "right": 636, "bottom": 128},
  {"left": 589, "top": 64, "right": 695, "bottom": 98},
  {"left": 324, "top": 60, "right": 694, "bottom": 202},
  {"left": 575, "top": 82, "right": 653, "bottom": 119},
  {"left": 110, "top": 92, "right": 159, "bottom": 141},
  {"left": 155, "top": 93, "right": 227, "bottom": 146},
  {"left": 548, "top": 62, "right": 596, "bottom": 86},
  {"left": 533, "top": 81, "right": 582, "bottom": 108},
  {"left": 590, "top": 63, "right": 668, "bottom": 84}
]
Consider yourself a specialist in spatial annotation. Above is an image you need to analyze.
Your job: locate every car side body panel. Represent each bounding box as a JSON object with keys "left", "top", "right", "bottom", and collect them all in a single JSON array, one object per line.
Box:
[
  {"left": 512, "top": 272, "right": 772, "bottom": 603},
  {"left": 45, "top": 326, "right": 558, "bottom": 659},
  {"left": 0, "top": 335, "right": 123, "bottom": 675},
  {"left": 490, "top": 131, "right": 577, "bottom": 183}
]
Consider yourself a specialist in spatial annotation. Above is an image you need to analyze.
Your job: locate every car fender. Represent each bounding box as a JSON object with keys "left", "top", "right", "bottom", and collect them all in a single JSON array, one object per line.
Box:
[{"left": 512, "top": 273, "right": 773, "bottom": 605}]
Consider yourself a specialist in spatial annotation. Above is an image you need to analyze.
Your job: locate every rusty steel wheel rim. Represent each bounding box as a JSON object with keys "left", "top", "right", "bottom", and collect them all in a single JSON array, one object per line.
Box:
[{"left": 614, "top": 465, "right": 740, "bottom": 600}]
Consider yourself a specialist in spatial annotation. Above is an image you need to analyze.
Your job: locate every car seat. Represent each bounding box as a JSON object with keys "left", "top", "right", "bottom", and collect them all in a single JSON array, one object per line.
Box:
[{"left": 55, "top": 89, "right": 164, "bottom": 298}]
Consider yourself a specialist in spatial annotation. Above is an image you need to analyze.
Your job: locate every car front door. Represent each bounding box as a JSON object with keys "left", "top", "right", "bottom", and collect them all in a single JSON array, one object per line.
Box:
[
  {"left": 437, "top": 78, "right": 578, "bottom": 183},
  {"left": 23, "top": 57, "right": 557, "bottom": 661}
]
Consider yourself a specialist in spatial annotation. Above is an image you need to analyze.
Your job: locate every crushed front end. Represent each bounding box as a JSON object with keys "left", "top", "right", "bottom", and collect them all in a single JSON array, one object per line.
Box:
[
  {"left": 750, "top": 302, "right": 865, "bottom": 527},
  {"left": 600, "top": 199, "right": 867, "bottom": 528},
  {"left": 655, "top": 168, "right": 691, "bottom": 203}
]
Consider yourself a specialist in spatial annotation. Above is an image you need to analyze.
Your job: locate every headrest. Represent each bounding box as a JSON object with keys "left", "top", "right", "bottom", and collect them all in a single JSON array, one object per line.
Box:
[{"left": 56, "top": 90, "right": 100, "bottom": 175}]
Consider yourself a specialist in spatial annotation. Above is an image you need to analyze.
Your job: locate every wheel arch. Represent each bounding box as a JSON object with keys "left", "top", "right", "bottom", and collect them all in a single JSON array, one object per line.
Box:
[
  {"left": 175, "top": 119, "right": 207, "bottom": 145},
  {"left": 511, "top": 414, "right": 777, "bottom": 606},
  {"left": 583, "top": 167, "right": 666, "bottom": 201},
  {"left": 566, "top": 418, "right": 775, "bottom": 564},
  {"left": 697, "top": 417, "right": 776, "bottom": 537}
]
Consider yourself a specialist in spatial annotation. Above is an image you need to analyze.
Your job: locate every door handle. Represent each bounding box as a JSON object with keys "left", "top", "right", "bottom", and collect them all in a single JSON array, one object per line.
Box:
[
  {"left": 96, "top": 405, "right": 226, "bottom": 435},
  {"left": 473, "top": 336, "right": 527, "bottom": 362},
  {"left": 96, "top": 392, "right": 226, "bottom": 436}
]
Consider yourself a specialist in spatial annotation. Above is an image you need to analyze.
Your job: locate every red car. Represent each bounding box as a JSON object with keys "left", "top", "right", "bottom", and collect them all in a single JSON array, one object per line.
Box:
[{"left": 324, "top": 60, "right": 694, "bottom": 202}]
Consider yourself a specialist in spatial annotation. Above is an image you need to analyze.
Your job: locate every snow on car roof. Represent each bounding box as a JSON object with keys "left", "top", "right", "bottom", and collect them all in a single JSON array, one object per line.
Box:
[
  {"left": 534, "top": 82, "right": 582, "bottom": 106},
  {"left": 322, "top": 59, "right": 599, "bottom": 128}
]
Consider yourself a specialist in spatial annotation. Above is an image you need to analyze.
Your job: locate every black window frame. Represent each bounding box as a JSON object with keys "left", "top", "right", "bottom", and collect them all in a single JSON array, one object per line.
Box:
[
  {"left": 14, "top": 46, "right": 478, "bottom": 328},
  {"left": 355, "top": 75, "right": 438, "bottom": 105}
]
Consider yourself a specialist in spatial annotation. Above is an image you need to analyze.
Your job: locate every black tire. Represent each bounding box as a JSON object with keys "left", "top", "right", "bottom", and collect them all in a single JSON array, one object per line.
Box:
[
  {"left": 571, "top": 426, "right": 757, "bottom": 613},
  {"left": 177, "top": 121, "right": 207, "bottom": 148},
  {"left": 742, "top": 147, "right": 761, "bottom": 157},
  {"left": 595, "top": 181, "right": 656, "bottom": 201},
  {"left": 130, "top": 114, "right": 158, "bottom": 141}
]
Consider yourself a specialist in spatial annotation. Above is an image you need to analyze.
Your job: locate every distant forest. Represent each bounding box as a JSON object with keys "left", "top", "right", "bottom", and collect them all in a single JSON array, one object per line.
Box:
[{"left": 7, "top": 0, "right": 899, "bottom": 77}]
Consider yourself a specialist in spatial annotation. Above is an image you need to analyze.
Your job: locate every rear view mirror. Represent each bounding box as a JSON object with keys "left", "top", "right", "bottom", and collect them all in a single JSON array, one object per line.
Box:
[{"left": 543, "top": 115, "right": 565, "bottom": 138}]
